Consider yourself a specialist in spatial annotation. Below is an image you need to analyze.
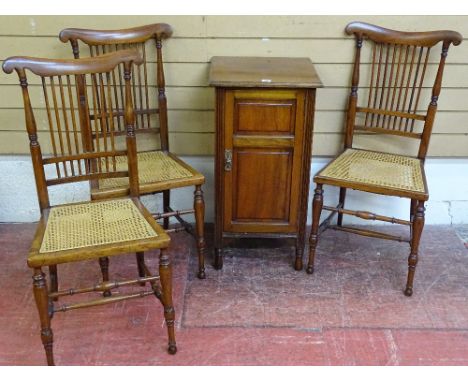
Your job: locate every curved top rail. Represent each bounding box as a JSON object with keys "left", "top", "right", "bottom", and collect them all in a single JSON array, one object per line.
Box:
[
  {"left": 345, "top": 21, "right": 463, "bottom": 47},
  {"left": 59, "top": 23, "right": 173, "bottom": 45},
  {"left": 2, "top": 49, "right": 143, "bottom": 77}
]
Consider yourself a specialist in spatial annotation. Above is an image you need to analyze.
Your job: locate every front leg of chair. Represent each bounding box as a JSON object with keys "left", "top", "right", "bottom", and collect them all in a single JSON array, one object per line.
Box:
[
  {"left": 405, "top": 201, "right": 425, "bottom": 297},
  {"left": 32, "top": 268, "right": 54, "bottom": 366},
  {"left": 194, "top": 185, "right": 206, "bottom": 279},
  {"left": 98, "top": 257, "right": 111, "bottom": 297},
  {"left": 307, "top": 184, "right": 324, "bottom": 274},
  {"left": 163, "top": 190, "right": 170, "bottom": 229},
  {"left": 159, "top": 248, "right": 177, "bottom": 354}
]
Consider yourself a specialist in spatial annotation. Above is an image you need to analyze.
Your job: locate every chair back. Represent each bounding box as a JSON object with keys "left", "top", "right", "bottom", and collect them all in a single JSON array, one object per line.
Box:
[
  {"left": 344, "top": 21, "right": 462, "bottom": 159},
  {"left": 59, "top": 24, "right": 173, "bottom": 152},
  {"left": 2, "top": 50, "right": 144, "bottom": 211}
]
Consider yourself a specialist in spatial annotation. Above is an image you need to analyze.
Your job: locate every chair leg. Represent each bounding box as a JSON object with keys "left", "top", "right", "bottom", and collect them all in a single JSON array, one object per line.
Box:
[
  {"left": 194, "top": 185, "right": 206, "bottom": 279},
  {"left": 98, "top": 257, "right": 111, "bottom": 297},
  {"left": 48, "top": 265, "right": 58, "bottom": 301},
  {"left": 337, "top": 187, "right": 347, "bottom": 226},
  {"left": 214, "top": 248, "right": 223, "bottom": 270},
  {"left": 32, "top": 268, "right": 54, "bottom": 366},
  {"left": 163, "top": 190, "right": 170, "bottom": 229},
  {"left": 307, "top": 184, "right": 324, "bottom": 274},
  {"left": 136, "top": 252, "right": 146, "bottom": 286},
  {"left": 159, "top": 248, "right": 177, "bottom": 355},
  {"left": 405, "top": 200, "right": 425, "bottom": 297}
]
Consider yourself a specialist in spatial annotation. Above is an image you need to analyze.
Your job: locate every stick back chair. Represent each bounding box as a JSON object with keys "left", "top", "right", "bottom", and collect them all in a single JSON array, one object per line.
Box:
[
  {"left": 307, "top": 22, "right": 462, "bottom": 296},
  {"left": 2, "top": 50, "right": 177, "bottom": 365},
  {"left": 59, "top": 24, "right": 206, "bottom": 279}
]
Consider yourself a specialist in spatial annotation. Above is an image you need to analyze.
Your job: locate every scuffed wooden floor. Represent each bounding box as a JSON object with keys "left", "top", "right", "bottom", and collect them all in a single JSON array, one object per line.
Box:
[{"left": 0, "top": 223, "right": 467, "bottom": 365}]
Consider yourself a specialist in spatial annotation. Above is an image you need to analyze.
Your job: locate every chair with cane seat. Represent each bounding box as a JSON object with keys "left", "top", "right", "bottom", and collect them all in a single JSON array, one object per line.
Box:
[
  {"left": 2, "top": 50, "right": 177, "bottom": 365},
  {"left": 59, "top": 24, "right": 207, "bottom": 279},
  {"left": 307, "top": 22, "right": 462, "bottom": 296}
]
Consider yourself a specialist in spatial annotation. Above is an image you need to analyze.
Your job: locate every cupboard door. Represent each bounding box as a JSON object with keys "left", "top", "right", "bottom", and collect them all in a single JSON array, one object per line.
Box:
[{"left": 223, "top": 89, "right": 306, "bottom": 233}]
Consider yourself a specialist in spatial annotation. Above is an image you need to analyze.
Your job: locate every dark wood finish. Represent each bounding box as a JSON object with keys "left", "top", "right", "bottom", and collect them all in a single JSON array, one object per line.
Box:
[
  {"left": 2, "top": 50, "right": 144, "bottom": 76},
  {"left": 306, "top": 185, "right": 323, "bottom": 274},
  {"left": 209, "top": 57, "right": 322, "bottom": 270},
  {"left": 136, "top": 251, "right": 146, "bottom": 284},
  {"left": 330, "top": 225, "right": 410, "bottom": 243},
  {"left": 345, "top": 21, "right": 462, "bottom": 47},
  {"left": 3, "top": 51, "right": 177, "bottom": 365},
  {"left": 209, "top": 56, "right": 322, "bottom": 88},
  {"left": 308, "top": 21, "right": 462, "bottom": 296},
  {"left": 322, "top": 205, "right": 411, "bottom": 226},
  {"left": 405, "top": 201, "right": 425, "bottom": 296},
  {"left": 59, "top": 23, "right": 173, "bottom": 45},
  {"left": 159, "top": 248, "right": 177, "bottom": 354},
  {"left": 32, "top": 268, "right": 54, "bottom": 365},
  {"left": 59, "top": 24, "right": 206, "bottom": 279},
  {"left": 98, "top": 257, "right": 111, "bottom": 297},
  {"left": 194, "top": 185, "right": 206, "bottom": 279}
]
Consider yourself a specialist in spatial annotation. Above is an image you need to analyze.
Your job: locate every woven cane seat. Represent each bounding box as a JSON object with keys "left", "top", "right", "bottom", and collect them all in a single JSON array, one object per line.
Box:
[
  {"left": 315, "top": 149, "right": 428, "bottom": 198},
  {"left": 28, "top": 198, "right": 169, "bottom": 267},
  {"left": 92, "top": 151, "right": 204, "bottom": 198}
]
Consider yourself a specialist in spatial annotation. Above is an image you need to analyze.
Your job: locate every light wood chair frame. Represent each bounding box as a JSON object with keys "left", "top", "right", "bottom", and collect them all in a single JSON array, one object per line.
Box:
[
  {"left": 3, "top": 50, "right": 177, "bottom": 365},
  {"left": 59, "top": 24, "right": 207, "bottom": 279},
  {"left": 307, "top": 22, "right": 462, "bottom": 296}
]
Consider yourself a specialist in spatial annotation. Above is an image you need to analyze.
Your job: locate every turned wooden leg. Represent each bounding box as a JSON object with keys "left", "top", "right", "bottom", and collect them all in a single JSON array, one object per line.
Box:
[
  {"left": 337, "top": 187, "right": 347, "bottom": 226},
  {"left": 159, "top": 248, "right": 177, "bottom": 354},
  {"left": 214, "top": 248, "right": 223, "bottom": 270},
  {"left": 194, "top": 185, "right": 206, "bottom": 279},
  {"left": 163, "top": 190, "right": 170, "bottom": 229},
  {"left": 136, "top": 252, "right": 146, "bottom": 286},
  {"left": 98, "top": 257, "right": 111, "bottom": 297},
  {"left": 307, "top": 184, "right": 324, "bottom": 274},
  {"left": 32, "top": 268, "right": 54, "bottom": 366},
  {"left": 405, "top": 200, "right": 425, "bottom": 297},
  {"left": 48, "top": 265, "right": 58, "bottom": 302}
]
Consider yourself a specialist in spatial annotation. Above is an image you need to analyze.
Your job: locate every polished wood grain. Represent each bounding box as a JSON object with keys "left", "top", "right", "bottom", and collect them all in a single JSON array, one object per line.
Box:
[
  {"left": 2, "top": 49, "right": 143, "bottom": 76},
  {"left": 210, "top": 57, "right": 322, "bottom": 270},
  {"left": 59, "top": 23, "right": 173, "bottom": 45},
  {"left": 3, "top": 51, "right": 177, "bottom": 364},
  {"left": 345, "top": 21, "right": 462, "bottom": 47},
  {"left": 59, "top": 23, "right": 206, "bottom": 279},
  {"left": 209, "top": 56, "right": 323, "bottom": 88},
  {"left": 308, "top": 21, "right": 462, "bottom": 296}
]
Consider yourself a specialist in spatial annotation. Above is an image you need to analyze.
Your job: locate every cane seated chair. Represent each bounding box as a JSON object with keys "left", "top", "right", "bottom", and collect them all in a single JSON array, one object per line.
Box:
[
  {"left": 59, "top": 24, "right": 206, "bottom": 279},
  {"left": 2, "top": 50, "right": 177, "bottom": 365},
  {"left": 307, "top": 22, "right": 462, "bottom": 296}
]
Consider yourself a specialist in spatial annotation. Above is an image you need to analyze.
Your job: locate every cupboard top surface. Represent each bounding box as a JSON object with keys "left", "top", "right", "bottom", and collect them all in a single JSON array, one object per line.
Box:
[{"left": 208, "top": 56, "right": 323, "bottom": 88}]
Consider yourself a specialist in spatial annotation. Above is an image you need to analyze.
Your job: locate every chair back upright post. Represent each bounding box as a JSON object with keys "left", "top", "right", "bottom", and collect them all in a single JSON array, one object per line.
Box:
[
  {"left": 123, "top": 60, "right": 139, "bottom": 197},
  {"left": 2, "top": 50, "right": 144, "bottom": 210},
  {"left": 155, "top": 35, "right": 169, "bottom": 151},
  {"left": 344, "top": 22, "right": 462, "bottom": 160},
  {"left": 59, "top": 24, "right": 173, "bottom": 153}
]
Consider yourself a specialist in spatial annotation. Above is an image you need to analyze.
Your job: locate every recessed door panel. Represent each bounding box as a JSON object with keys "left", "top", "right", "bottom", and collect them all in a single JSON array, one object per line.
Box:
[
  {"left": 235, "top": 100, "right": 296, "bottom": 135},
  {"left": 223, "top": 89, "right": 306, "bottom": 233},
  {"left": 233, "top": 149, "right": 292, "bottom": 222}
]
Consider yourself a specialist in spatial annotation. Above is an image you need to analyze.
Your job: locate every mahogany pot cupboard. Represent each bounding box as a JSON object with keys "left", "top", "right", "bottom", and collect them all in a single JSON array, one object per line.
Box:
[{"left": 209, "top": 56, "right": 323, "bottom": 270}]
